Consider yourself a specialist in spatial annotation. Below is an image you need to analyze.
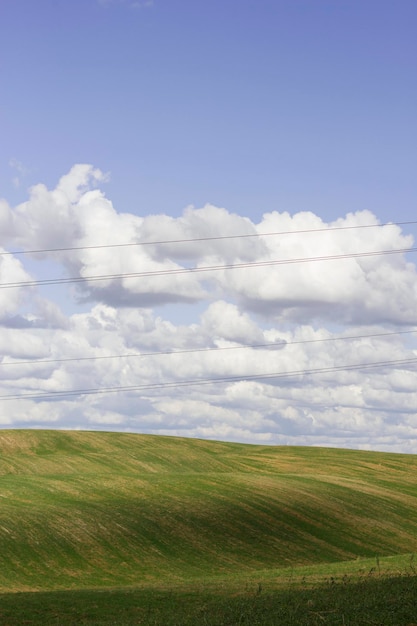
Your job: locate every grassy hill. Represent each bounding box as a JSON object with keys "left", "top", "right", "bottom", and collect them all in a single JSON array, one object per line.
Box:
[{"left": 1, "top": 429, "right": 417, "bottom": 593}]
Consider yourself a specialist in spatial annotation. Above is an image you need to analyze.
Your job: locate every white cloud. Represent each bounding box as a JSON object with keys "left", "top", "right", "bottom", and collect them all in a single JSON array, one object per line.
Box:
[
  {"left": 0, "top": 200, "right": 15, "bottom": 245},
  {"left": 201, "top": 301, "right": 264, "bottom": 344},
  {"left": 1, "top": 165, "right": 417, "bottom": 452},
  {"left": 0, "top": 250, "right": 34, "bottom": 322},
  {"left": 219, "top": 210, "right": 417, "bottom": 325}
]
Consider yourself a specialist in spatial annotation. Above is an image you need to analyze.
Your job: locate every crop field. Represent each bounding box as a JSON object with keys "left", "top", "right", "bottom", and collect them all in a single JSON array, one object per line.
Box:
[{"left": 0, "top": 430, "right": 416, "bottom": 624}]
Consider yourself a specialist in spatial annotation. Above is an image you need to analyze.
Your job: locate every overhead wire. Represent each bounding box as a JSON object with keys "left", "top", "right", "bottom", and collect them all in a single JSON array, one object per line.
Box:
[
  {"left": 1, "top": 246, "right": 417, "bottom": 289},
  {"left": 1, "top": 218, "right": 417, "bottom": 403},
  {"left": 0, "top": 329, "right": 416, "bottom": 368},
  {"left": 1, "top": 219, "right": 416, "bottom": 257},
  {"left": 1, "top": 356, "right": 417, "bottom": 401}
]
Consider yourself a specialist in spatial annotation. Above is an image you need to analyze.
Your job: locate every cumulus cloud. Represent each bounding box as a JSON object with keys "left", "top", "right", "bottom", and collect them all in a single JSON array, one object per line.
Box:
[
  {"left": 218, "top": 210, "right": 417, "bottom": 326},
  {"left": 201, "top": 301, "right": 265, "bottom": 344},
  {"left": 0, "top": 251, "right": 34, "bottom": 322},
  {"left": 12, "top": 164, "right": 106, "bottom": 252},
  {"left": 1, "top": 164, "right": 417, "bottom": 452}
]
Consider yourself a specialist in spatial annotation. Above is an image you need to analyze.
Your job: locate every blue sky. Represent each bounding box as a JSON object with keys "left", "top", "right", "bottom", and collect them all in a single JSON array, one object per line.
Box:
[
  {"left": 1, "top": 0, "right": 417, "bottom": 451},
  {"left": 2, "top": 0, "right": 416, "bottom": 219}
]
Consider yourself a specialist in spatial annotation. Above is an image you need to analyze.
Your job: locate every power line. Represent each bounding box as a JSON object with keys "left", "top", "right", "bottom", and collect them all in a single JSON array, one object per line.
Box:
[
  {"left": 1, "top": 356, "right": 417, "bottom": 401},
  {"left": 1, "top": 246, "right": 416, "bottom": 290},
  {"left": 2, "top": 219, "right": 416, "bottom": 257},
  {"left": 1, "top": 329, "right": 416, "bottom": 368}
]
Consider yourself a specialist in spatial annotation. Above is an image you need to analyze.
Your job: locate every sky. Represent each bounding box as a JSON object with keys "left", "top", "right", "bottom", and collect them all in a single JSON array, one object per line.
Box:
[{"left": 1, "top": 0, "right": 417, "bottom": 452}]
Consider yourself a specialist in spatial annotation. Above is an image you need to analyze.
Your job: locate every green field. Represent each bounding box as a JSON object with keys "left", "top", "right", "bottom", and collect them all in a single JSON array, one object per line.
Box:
[{"left": 0, "top": 430, "right": 417, "bottom": 624}]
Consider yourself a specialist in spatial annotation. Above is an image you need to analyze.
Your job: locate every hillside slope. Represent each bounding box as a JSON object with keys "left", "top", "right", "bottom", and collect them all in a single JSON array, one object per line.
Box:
[{"left": 0, "top": 430, "right": 417, "bottom": 591}]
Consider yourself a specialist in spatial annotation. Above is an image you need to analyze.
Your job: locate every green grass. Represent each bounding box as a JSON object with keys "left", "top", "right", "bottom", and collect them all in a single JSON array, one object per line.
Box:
[
  {"left": 0, "top": 560, "right": 416, "bottom": 625},
  {"left": 1, "top": 430, "right": 417, "bottom": 623}
]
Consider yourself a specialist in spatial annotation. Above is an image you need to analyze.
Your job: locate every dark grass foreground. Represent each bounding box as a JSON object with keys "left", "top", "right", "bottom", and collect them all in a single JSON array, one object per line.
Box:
[{"left": 0, "top": 574, "right": 416, "bottom": 625}]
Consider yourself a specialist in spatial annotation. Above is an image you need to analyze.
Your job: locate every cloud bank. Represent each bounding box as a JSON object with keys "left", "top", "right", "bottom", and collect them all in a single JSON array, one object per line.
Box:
[{"left": 1, "top": 164, "right": 417, "bottom": 452}]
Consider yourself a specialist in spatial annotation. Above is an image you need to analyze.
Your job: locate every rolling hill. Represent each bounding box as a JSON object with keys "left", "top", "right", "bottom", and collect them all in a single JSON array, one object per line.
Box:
[{"left": 1, "top": 429, "right": 417, "bottom": 592}]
